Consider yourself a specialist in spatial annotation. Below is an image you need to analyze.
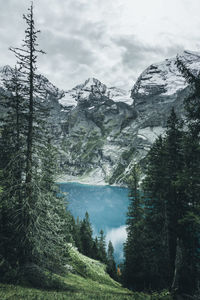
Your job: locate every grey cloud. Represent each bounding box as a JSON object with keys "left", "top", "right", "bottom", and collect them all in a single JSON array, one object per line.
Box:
[
  {"left": 35, "top": 2, "right": 107, "bottom": 45},
  {"left": 72, "top": 21, "right": 106, "bottom": 41},
  {"left": 114, "top": 35, "right": 184, "bottom": 71},
  {"left": 0, "top": 0, "right": 197, "bottom": 92},
  {"left": 38, "top": 30, "right": 96, "bottom": 65}
]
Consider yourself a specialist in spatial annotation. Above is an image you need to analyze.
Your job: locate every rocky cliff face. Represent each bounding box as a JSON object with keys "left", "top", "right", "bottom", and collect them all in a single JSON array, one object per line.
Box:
[
  {"left": 56, "top": 78, "right": 137, "bottom": 184},
  {"left": 1, "top": 50, "right": 200, "bottom": 185}
]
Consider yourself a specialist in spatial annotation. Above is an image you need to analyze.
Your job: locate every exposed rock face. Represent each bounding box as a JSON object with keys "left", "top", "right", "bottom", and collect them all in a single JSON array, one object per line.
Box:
[
  {"left": 132, "top": 50, "right": 200, "bottom": 125},
  {"left": 1, "top": 50, "right": 200, "bottom": 184},
  {"left": 56, "top": 78, "right": 137, "bottom": 184}
]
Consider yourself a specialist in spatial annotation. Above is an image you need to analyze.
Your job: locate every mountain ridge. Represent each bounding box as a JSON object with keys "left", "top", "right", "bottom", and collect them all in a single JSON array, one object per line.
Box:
[
  {"left": 59, "top": 77, "right": 132, "bottom": 109},
  {"left": 1, "top": 50, "right": 200, "bottom": 185}
]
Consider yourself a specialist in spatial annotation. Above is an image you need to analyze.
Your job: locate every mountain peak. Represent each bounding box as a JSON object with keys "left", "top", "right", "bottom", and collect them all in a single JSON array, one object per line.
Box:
[
  {"left": 73, "top": 77, "right": 107, "bottom": 94},
  {"left": 131, "top": 49, "right": 200, "bottom": 107},
  {"left": 84, "top": 77, "right": 103, "bottom": 86},
  {"left": 0, "top": 65, "right": 65, "bottom": 100},
  {"left": 60, "top": 78, "right": 132, "bottom": 108}
]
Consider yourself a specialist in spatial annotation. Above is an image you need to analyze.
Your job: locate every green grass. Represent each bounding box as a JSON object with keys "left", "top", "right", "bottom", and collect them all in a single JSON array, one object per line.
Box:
[
  {"left": 0, "top": 282, "right": 171, "bottom": 300},
  {"left": 0, "top": 245, "right": 172, "bottom": 299},
  {"left": 67, "top": 244, "right": 119, "bottom": 286}
]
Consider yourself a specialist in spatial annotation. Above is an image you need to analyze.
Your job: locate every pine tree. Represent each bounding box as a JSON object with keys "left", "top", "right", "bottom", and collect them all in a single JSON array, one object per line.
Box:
[
  {"left": 80, "top": 212, "right": 93, "bottom": 257},
  {"left": 164, "top": 108, "right": 183, "bottom": 284},
  {"left": 107, "top": 241, "right": 116, "bottom": 279},
  {"left": 123, "top": 165, "right": 146, "bottom": 290},
  {"left": 36, "top": 138, "right": 70, "bottom": 273},
  {"left": 141, "top": 110, "right": 183, "bottom": 290},
  {"left": 6, "top": 3, "right": 46, "bottom": 267},
  {"left": 98, "top": 229, "right": 107, "bottom": 264},
  {"left": 143, "top": 143, "right": 165, "bottom": 290},
  {"left": 0, "top": 4, "right": 70, "bottom": 282},
  {"left": 0, "top": 66, "right": 26, "bottom": 269},
  {"left": 74, "top": 217, "right": 82, "bottom": 251},
  {"left": 91, "top": 237, "right": 100, "bottom": 260},
  {"left": 66, "top": 215, "right": 81, "bottom": 248}
]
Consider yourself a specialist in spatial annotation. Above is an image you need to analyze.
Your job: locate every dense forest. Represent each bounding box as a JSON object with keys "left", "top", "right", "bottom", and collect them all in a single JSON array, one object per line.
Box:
[
  {"left": 0, "top": 4, "right": 200, "bottom": 300},
  {"left": 123, "top": 60, "right": 200, "bottom": 298}
]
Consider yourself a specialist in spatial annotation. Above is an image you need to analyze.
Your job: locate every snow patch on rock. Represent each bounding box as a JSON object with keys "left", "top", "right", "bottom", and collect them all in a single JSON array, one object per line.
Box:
[
  {"left": 132, "top": 50, "right": 200, "bottom": 102},
  {"left": 137, "top": 126, "right": 166, "bottom": 144},
  {"left": 59, "top": 78, "right": 132, "bottom": 108}
]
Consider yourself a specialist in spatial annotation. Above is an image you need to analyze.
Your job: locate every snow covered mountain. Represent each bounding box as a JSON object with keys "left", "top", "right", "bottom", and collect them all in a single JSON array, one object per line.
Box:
[
  {"left": 0, "top": 65, "right": 65, "bottom": 100},
  {"left": 132, "top": 50, "right": 200, "bottom": 112},
  {"left": 59, "top": 78, "right": 132, "bottom": 108},
  {"left": 1, "top": 50, "right": 200, "bottom": 185},
  {"left": 58, "top": 50, "right": 200, "bottom": 184}
]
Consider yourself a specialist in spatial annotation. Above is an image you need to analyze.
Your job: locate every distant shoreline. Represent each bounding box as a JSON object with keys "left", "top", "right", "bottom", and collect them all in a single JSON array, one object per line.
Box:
[
  {"left": 56, "top": 174, "right": 107, "bottom": 186},
  {"left": 55, "top": 174, "right": 122, "bottom": 187}
]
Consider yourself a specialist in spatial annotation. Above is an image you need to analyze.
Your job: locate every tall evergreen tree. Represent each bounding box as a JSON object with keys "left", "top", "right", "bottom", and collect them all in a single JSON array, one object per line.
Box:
[
  {"left": 142, "top": 109, "right": 183, "bottom": 289},
  {"left": 67, "top": 215, "right": 82, "bottom": 249},
  {"left": 164, "top": 108, "right": 183, "bottom": 284},
  {"left": 107, "top": 241, "right": 116, "bottom": 280},
  {"left": 7, "top": 3, "right": 46, "bottom": 267},
  {"left": 98, "top": 229, "right": 107, "bottom": 264},
  {"left": 143, "top": 135, "right": 169, "bottom": 290},
  {"left": 0, "top": 66, "right": 26, "bottom": 269},
  {"left": 80, "top": 212, "right": 93, "bottom": 258},
  {"left": 37, "top": 138, "right": 70, "bottom": 273},
  {"left": 0, "top": 4, "right": 70, "bottom": 282},
  {"left": 124, "top": 165, "right": 146, "bottom": 290},
  {"left": 73, "top": 217, "right": 82, "bottom": 251},
  {"left": 91, "top": 237, "right": 100, "bottom": 260}
]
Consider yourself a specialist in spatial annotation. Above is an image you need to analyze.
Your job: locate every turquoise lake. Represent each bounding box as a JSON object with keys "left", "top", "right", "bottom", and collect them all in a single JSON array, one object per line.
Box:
[{"left": 59, "top": 182, "right": 129, "bottom": 263}]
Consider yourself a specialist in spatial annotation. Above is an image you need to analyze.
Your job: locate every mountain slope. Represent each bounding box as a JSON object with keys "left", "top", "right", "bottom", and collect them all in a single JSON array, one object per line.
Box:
[
  {"left": 57, "top": 51, "right": 200, "bottom": 184},
  {"left": 131, "top": 51, "right": 200, "bottom": 117},
  {"left": 1, "top": 50, "right": 200, "bottom": 185},
  {"left": 0, "top": 245, "right": 172, "bottom": 299}
]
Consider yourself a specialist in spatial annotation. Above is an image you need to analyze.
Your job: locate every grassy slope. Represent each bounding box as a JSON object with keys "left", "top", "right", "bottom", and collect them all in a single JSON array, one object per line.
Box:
[{"left": 0, "top": 245, "right": 172, "bottom": 300}]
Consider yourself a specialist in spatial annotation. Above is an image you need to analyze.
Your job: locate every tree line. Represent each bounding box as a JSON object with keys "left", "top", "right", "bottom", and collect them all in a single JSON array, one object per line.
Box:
[
  {"left": 123, "top": 57, "right": 200, "bottom": 299},
  {"left": 68, "top": 211, "right": 117, "bottom": 280}
]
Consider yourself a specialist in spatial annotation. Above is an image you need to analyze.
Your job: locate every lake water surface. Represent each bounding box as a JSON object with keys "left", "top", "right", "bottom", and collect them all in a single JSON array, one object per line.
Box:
[{"left": 59, "top": 182, "right": 129, "bottom": 263}]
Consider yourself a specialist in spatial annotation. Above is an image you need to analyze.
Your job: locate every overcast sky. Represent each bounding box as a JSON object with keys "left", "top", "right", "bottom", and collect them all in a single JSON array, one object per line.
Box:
[{"left": 0, "top": 0, "right": 200, "bottom": 91}]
